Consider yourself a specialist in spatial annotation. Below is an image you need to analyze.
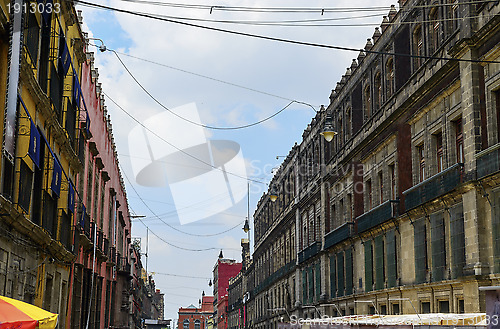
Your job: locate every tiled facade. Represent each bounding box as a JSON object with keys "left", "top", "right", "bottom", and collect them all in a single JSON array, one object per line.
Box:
[{"left": 229, "top": 1, "right": 500, "bottom": 328}]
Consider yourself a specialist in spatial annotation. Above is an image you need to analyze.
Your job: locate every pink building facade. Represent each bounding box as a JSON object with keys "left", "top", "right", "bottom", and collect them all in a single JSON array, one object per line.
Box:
[{"left": 67, "top": 45, "right": 132, "bottom": 329}]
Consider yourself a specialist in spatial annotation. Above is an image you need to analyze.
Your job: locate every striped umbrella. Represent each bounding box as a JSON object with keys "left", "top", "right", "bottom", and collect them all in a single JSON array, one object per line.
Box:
[{"left": 0, "top": 295, "right": 58, "bottom": 329}]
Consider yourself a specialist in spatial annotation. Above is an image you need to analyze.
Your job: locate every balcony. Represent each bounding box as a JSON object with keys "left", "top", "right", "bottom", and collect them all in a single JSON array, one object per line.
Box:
[
  {"left": 356, "top": 200, "right": 399, "bottom": 234},
  {"left": 253, "top": 260, "right": 296, "bottom": 295},
  {"left": 298, "top": 241, "right": 321, "bottom": 264},
  {"left": 476, "top": 143, "right": 500, "bottom": 179},
  {"left": 324, "top": 222, "right": 353, "bottom": 249},
  {"left": 403, "top": 163, "right": 463, "bottom": 211}
]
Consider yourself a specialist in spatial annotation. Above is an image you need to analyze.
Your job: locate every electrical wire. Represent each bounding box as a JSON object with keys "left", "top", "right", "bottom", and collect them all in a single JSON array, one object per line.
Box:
[
  {"left": 104, "top": 92, "right": 267, "bottom": 185},
  {"left": 75, "top": 0, "right": 500, "bottom": 64},
  {"left": 84, "top": 6, "right": 497, "bottom": 27},
  {"left": 152, "top": 271, "right": 211, "bottom": 279},
  {"left": 121, "top": 164, "right": 247, "bottom": 242},
  {"left": 107, "top": 49, "right": 314, "bottom": 105},
  {"left": 110, "top": 49, "right": 315, "bottom": 129},
  {"left": 82, "top": 0, "right": 497, "bottom": 13}
]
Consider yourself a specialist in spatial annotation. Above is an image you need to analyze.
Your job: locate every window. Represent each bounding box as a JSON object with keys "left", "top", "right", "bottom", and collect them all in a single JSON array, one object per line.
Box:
[
  {"left": 374, "top": 72, "right": 382, "bottom": 110},
  {"left": 496, "top": 90, "right": 500, "bottom": 143},
  {"left": 431, "top": 213, "right": 446, "bottom": 282},
  {"left": 421, "top": 301, "right": 431, "bottom": 314},
  {"left": 378, "top": 172, "right": 384, "bottom": 204},
  {"left": 25, "top": 10, "right": 40, "bottom": 65},
  {"left": 374, "top": 235, "right": 385, "bottom": 290},
  {"left": 364, "top": 84, "right": 371, "bottom": 119},
  {"left": 414, "top": 219, "right": 428, "bottom": 283},
  {"left": 386, "top": 58, "right": 394, "bottom": 98},
  {"left": 450, "top": 204, "right": 465, "bottom": 278},
  {"left": 336, "top": 252, "right": 344, "bottom": 297},
  {"left": 439, "top": 300, "right": 450, "bottom": 313},
  {"left": 347, "top": 194, "right": 353, "bottom": 220},
  {"left": 19, "top": 160, "right": 34, "bottom": 213},
  {"left": 386, "top": 229, "right": 398, "bottom": 288},
  {"left": 364, "top": 240, "right": 374, "bottom": 292},
  {"left": 183, "top": 319, "right": 189, "bottom": 329},
  {"left": 392, "top": 303, "right": 400, "bottom": 315},
  {"left": 455, "top": 119, "right": 464, "bottom": 163},
  {"left": 367, "top": 179, "right": 373, "bottom": 209},
  {"left": 446, "top": 0, "right": 459, "bottom": 34},
  {"left": 436, "top": 133, "right": 443, "bottom": 173},
  {"left": 194, "top": 319, "right": 201, "bottom": 329},
  {"left": 418, "top": 144, "right": 425, "bottom": 182},
  {"left": 413, "top": 25, "right": 423, "bottom": 69},
  {"left": 389, "top": 164, "right": 396, "bottom": 200},
  {"left": 429, "top": 7, "right": 440, "bottom": 53}
]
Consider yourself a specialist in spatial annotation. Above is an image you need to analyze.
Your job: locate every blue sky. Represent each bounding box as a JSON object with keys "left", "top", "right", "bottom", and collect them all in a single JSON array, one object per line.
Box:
[{"left": 77, "top": 0, "right": 396, "bottom": 321}]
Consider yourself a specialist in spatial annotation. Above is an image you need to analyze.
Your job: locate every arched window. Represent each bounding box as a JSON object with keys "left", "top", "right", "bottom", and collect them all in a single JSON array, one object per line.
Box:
[
  {"left": 183, "top": 319, "right": 189, "bottom": 329},
  {"left": 429, "top": 7, "right": 440, "bottom": 53},
  {"left": 386, "top": 58, "right": 394, "bottom": 97},
  {"left": 446, "top": 0, "right": 459, "bottom": 35},
  {"left": 364, "top": 84, "right": 371, "bottom": 119},
  {"left": 413, "top": 24, "right": 423, "bottom": 68},
  {"left": 194, "top": 319, "right": 201, "bottom": 329},
  {"left": 374, "top": 72, "right": 382, "bottom": 110}
]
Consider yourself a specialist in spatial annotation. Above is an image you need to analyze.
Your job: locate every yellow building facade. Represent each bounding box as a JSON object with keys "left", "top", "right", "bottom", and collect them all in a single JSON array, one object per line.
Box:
[{"left": 0, "top": 1, "right": 86, "bottom": 327}]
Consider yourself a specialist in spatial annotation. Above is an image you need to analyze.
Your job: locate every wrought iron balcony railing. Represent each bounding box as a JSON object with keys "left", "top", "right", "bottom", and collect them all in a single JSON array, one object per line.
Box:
[
  {"left": 298, "top": 241, "right": 321, "bottom": 264},
  {"left": 476, "top": 143, "right": 500, "bottom": 179},
  {"left": 403, "top": 163, "right": 463, "bottom": 211},
  {"left": 356, "top": 200, "right": 399, "bottom": 234},
  {"left": 324, "top": 222, "right": 354, "bottom": 249}
]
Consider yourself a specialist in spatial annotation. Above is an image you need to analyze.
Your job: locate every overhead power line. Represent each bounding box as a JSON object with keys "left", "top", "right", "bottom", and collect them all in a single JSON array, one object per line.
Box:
[
  {"left": 84, "top": 5, "right": 496, "bottom": 28},
  {"left": 75, "top": 0, "right": 500, "bottom": 64},
  {"left": 110, "top": 50, "right": 316, "bottom": 129},
  {"left": 82, "top": 0, "right": 498, "bottom": 14},
  {"left": 104, "top": 92, "right": 267, "bottom": 185},
  {"left": 121, "top": 165, "right": 248, "bottom": 239},
  {"left": 108, "top": 49, "right": 315, "bottom": 105}
]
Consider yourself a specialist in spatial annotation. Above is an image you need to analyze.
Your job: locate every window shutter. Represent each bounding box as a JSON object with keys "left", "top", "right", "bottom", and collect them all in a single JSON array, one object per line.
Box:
[
  {"left": 450, "top": 204, "right": 466, "bottom": 278},
  {"left": 386, "top": 230, "right": 397, "bottom": 288},
  {"left": 414, "top": 219, "right": 427, "bottom": 283},
  {"left": 493, "top": 191, "right": 500, "bottom": 272},
  {"left": 302, "top": 269, "right": 307, "bottom": 303},
  {"left": 308, "top": 267, "right": 314, "bottom": 304},
  {"left": 345, "top": 248, "right": 353, "bottom": 295},
  {"left": 315, "top": 262, "right": 321, "bottom": 301},
  {"left": 337, "top": 252, "right": 345, "bottom": 297},
  {"left": 364, "top": 240, "right": 373, "bottom": 292},
  {"left": 374, "top": 235, "right": 385, "bottom": 290},
  {"left": 330, "top": 255, "right": 336, "bottom": 298},
  {"left": 431, "top": 212, "right": 446, "bottom": 282}
]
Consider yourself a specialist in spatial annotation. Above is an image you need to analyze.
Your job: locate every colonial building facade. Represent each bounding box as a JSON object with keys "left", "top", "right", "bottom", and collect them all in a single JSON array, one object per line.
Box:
[
  {"left": 229, "top": 1, "right": 500, "bottom": 328},
  {"left": 0, "top": 1, "right": 161, "bottom": 328}
]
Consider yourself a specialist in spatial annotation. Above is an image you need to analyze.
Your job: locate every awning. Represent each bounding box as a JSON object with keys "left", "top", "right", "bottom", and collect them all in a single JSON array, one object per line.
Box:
[{"left": 0, "top": 295, "right": 58, "bottom": 329}]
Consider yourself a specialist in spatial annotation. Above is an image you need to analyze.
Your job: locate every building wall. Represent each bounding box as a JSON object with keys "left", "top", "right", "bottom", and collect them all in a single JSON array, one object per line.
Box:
[{"left": 246, "top": 1, "right": 500, "bottom": 328}]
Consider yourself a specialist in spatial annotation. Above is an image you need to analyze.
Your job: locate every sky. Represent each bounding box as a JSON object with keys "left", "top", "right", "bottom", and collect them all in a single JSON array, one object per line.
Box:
[{"left": 76, "top": 0, "right": 397, "bottom": 322}]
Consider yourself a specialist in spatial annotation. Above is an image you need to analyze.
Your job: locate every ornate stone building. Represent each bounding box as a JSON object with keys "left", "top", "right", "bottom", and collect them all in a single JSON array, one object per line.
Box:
[{"left": 233, "top": 1, "right": 500, "bottom": 328}]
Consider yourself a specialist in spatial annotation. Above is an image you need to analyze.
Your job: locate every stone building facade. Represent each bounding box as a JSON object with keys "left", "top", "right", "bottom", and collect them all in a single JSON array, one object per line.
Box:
[{"left": 233, "top": 1, "right": 500, "bottom": 328}]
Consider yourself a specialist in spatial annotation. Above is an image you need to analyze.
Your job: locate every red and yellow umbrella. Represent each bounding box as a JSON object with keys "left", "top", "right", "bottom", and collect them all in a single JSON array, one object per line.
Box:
[{"left": 0, "top": 295, "right": 58, "bottom": 329}]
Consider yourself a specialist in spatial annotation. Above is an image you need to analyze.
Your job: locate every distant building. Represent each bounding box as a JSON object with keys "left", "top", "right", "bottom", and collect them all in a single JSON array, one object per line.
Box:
[
  {"left": 213, "top": 252, "right": 242, "bottom": 329},
  {"left": 177, "top": 296, "right": 214, "bottom": 329}
]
